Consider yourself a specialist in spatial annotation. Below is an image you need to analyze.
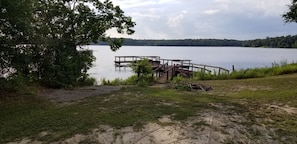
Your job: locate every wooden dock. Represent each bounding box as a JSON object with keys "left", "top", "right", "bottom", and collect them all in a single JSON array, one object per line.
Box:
[{"left": 114, "top": 56, "right": 229, "bottom": 83}]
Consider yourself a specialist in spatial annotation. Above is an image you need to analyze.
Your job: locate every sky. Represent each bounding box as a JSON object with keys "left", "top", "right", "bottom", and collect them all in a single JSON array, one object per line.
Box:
[{"left": 106, "top": 0, "right": 297, "bottom": 40}]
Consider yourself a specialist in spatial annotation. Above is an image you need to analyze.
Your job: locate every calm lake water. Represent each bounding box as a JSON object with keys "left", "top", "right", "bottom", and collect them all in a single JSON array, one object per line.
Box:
[{"left": 86, "top": 45, "right": 297, "bottom": 83}]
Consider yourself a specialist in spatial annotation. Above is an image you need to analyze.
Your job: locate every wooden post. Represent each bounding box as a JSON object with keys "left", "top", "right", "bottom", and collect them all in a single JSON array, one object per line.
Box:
[
  {"left": 166, "top": 71, "right": 169, "bottom": 80},
  {"left": 192, "top": 64, "right": 194, "bottom": 77},
  {"left": 232, "top": 65, "right": 235, "bottom": 72},
  {"left": 172, "top": 65, "right": 174, "bottom": 80},
  {"left": 204, "top": 65, "right": 206, "bottom": 73}
]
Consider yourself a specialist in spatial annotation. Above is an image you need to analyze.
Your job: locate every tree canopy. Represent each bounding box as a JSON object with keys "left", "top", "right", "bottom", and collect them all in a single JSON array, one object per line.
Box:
[
  {"left": 283, "top": 0, "right": 297, "bottom": 23},
  {"left": 0, "top": 0, "right": 135, "bottom": 89}
]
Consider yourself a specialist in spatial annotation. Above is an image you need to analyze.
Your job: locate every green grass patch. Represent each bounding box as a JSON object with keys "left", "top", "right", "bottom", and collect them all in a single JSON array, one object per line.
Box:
[
  {"left": 101, "top": 75, "right": 155, "bottom": 87},
  {"left": 101, "top": 76, "right": 137, "bottom": 85}
]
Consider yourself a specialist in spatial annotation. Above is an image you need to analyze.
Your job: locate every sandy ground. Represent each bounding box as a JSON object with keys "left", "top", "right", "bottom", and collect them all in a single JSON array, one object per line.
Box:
[{"left": 9, "top": 103, "right": 297, "bottom": 144}]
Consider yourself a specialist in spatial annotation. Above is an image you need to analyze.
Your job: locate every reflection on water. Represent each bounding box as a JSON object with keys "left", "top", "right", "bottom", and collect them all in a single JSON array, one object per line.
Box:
[{"left": 86, "top": 45, "right": 297, "bottom": 83}]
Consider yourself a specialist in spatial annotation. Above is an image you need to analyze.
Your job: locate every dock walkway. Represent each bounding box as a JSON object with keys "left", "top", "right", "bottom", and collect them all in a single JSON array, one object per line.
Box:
[{"left": 114, "top": 56, "right": 229, "bottom": 83}]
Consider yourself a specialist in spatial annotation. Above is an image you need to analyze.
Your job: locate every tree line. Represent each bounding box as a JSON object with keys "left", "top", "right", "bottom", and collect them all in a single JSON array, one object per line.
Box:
[
  {"left": 0, "top": 0, "right": 135, "bottom": 89},
  {"left": 121, "top": 39, "right": 242, "bottom": 47},
  {"left": 96, "top": 35, "right": 297, "bottom": 48},
  {"left": 242, "top": 35, "right": 297, "bottom": 48}
]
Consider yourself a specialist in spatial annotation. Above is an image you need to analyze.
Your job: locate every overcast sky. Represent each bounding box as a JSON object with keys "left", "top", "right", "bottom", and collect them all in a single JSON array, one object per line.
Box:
[{"left": 106, "top": 0, "right": 297, "bottom": 40}]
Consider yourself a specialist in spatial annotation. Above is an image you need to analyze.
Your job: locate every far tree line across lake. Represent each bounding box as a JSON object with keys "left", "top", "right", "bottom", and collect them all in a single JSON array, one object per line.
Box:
[{"left": 96, "top": 34, "right": 297, "bottom": 48}]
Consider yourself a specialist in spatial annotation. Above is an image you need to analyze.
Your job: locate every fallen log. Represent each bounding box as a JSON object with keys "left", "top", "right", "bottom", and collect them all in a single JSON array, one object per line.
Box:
[{"left": 189, "top": 83, "right": 213, "bottom": 91}]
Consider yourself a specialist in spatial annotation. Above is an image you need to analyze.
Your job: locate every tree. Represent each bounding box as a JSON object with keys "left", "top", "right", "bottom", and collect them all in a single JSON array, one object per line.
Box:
[
  {"left": 33, "top": 0, "right": 135, "bottom": 87},
  {"left": 0, "top": 0, "right": 35, "bottom": 78},
  {"left": 1, "top": 0, "right": 135, "bottom": 88},
  {"left": 283, "top": 0, "right": 297, "bottom": 23}
]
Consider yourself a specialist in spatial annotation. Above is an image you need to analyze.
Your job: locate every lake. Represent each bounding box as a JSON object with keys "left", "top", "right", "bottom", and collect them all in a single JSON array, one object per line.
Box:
[{"left": 86, "top": 45, "right": 297, "bottom": 83}]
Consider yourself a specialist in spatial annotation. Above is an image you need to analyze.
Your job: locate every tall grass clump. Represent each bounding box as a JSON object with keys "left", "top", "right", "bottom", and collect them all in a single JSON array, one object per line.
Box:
[
  {"left": 271, "top": 63, "right": 297, "bottom": 75},
  {"left": 101, "top": 75, "right": 154, "bottom": 86},
  {"left": 230, "top": 62, "right": 297, "bottom": 79},
  {"left": 101, "top": 75, "right": 138, "bottom": 86},
  {"left": 193, "top": 70, "right": 229, "bottom": 80},
  {"left": 101, "top": 78, "right": 123, "bottom": 86},
  {"left": 193, "top": 71, "right": 213, "bottom": 80},
  {"left": 172, "top": 74, "right": 184, "bottom": 83},
  {"left": 192, "top": 62, "right": 297, "bottom": 81}
]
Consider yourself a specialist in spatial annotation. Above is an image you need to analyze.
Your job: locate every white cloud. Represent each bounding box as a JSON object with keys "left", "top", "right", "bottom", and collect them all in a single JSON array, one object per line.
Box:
[
  {"left": 107, "top": 0, "right": 297, "bottom": 40},
  {"left": 129, "top": 12, "right": 161, "bottom": 19},
  {"left": 182, "top": 10, "right": 188, "bottom": 14},
  {"left": 167, "top": 14, "right": 184, "bottom": 28},
  {"left": 111, "top": 0, "right": 178, "bottom": 9},
  {"left": 214, "top": 0, "right": 291, "bottom": 17},
  {"left": 203, "top": 9, "right": 220, "bottom": 15}
]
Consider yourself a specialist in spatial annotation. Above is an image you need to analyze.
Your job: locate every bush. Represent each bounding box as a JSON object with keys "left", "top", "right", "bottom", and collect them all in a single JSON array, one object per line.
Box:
[
  {"left": 0, "top": 73, "right": 27, "bottom": 93},
  {"left": 78, "top": 77, "right": 97, "bottom": 86},
  {"left": 173, "top": 74, "right": 184, "bottom": 83},
  {"left": 132, "top": 59, "right": 154, "bottom": 86}
]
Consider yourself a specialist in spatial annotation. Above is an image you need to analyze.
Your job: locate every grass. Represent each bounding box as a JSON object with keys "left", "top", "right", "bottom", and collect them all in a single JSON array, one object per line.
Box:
[
  {"left": 193, "top": 62, "right": 297, "bottom": 80},
  {"left": 1, "top": 74, "right": 297, "bottom": 143},
  {"left": 101, "top": 74, "right": 155, "bottom": 86},
  {"left": 0, "top": 88, "right": 225, "bottom": 143}
]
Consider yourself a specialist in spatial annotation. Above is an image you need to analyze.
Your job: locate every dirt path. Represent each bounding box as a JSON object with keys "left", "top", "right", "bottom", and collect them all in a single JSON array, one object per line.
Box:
[
  {"left": 56, "top": 104, "right": 295, "bottom": 144},
  {"left": 39, "top": 86, "right": 123, "bottom": 103},
  {"left": 9, "top": 112, "right": 279, "bottom": 143}
]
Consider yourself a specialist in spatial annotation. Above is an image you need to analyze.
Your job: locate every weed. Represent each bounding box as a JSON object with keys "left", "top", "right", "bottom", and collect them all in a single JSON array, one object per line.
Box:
[{"left": 192, "top": 62, "right": 297, "bottom": 81}]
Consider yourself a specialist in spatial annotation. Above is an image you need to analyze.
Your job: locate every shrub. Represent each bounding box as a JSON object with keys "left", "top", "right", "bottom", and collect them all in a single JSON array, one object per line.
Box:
[
  {"left": 131, "top": 59, "right": 154, "bottom": 86},
  {"left": 173, "top": 74, "right": 184, "bottom": 83},
  {"left": 0, "top": 73, "right": 27, "bottom": 93},
  {"left": 78, "top": 77, "right": 97, "bottom": 86}
]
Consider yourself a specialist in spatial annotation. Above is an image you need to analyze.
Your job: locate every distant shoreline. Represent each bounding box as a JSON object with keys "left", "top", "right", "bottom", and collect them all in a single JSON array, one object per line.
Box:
[{"left": 93, "top": 35, "right": 297, "bottom": 48}]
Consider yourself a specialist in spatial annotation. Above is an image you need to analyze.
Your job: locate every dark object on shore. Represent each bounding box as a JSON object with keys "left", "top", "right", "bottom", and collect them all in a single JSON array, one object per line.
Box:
[
  {"left": 189, "top": 83, "right": 213, "bottom": 91},
  {"left": 167, "top": 82, "right": 213, "bottom": 91}
]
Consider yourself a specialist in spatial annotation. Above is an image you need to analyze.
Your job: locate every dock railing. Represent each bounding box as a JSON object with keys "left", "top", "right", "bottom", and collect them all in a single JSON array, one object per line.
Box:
[
  {"left": 115, "top": 56, "right": 160, "bottom": 67},
  {"left": 184, "top": 63, "right": 230, "bottom": 75}
]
